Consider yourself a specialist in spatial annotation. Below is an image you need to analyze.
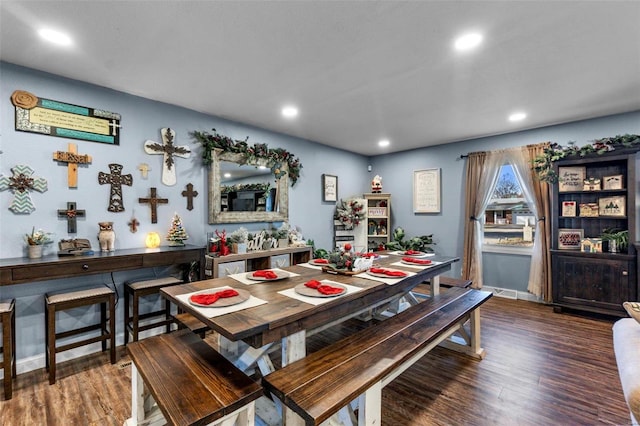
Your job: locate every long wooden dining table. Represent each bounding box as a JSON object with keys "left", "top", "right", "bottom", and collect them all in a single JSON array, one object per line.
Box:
[{"left": 161, "top": 251, "right": 459, "bottom": 367}]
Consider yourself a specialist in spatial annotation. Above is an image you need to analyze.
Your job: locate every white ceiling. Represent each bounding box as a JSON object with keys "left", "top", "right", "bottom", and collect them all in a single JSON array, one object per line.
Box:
[{"left": 1, "top": 1, "right": 639, "bottom": 155}]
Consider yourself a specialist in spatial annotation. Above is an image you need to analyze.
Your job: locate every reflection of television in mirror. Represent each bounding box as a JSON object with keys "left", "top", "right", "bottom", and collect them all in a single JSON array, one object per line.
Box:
[{"left": 228, "top": 191, "right": 260, "bottom": 212}]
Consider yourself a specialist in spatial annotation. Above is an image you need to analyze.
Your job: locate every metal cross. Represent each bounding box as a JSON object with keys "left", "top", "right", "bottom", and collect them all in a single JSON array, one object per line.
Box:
[
  {"left": 143, "top": 127, "right": 191, "bottom": 186},
  {"left": 98, "top": 163, "right": 133, "bottom": 212},
  {"left": 181, "top": 183, "right": 198, "bottom": 211},
  {"left": 53, "top": 143, "right": 92, "bottom": 188},
  {"left": 57, "top": 202, "right": 85, "bottom": 233},
  {"left": 139, "top": 187, "right": 168, "bottom": 224}
]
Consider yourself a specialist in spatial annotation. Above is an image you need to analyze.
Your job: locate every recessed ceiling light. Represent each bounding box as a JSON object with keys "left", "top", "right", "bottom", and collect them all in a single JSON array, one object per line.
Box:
[
  {"left": 454, "top": 33, "right": 483, "bottom": 51},
  {"left": 378, "top": 139, "right": 390, "bottom": 147},
  {"left": 281, "top": 106, "right": 298, "bottom": 118},
  {"left": 38, "top": 28, "right": 72, "bottom": 46},
  {"left": 509, "top": 112, "right": 527, "bottom": 122}
]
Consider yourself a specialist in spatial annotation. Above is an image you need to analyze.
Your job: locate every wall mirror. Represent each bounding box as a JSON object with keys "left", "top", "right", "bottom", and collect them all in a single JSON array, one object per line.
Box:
[{"left": 208, "top": 149, "right": 289, "bottom": 224}]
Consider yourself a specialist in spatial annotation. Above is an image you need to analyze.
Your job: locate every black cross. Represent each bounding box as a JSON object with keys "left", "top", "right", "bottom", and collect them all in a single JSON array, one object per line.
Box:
[
  {"left": 57, "top": 202, "right": 86, "bottom": 233},
  {"left": 98, "top": 163, "right": 133, "bottom": 212},
  {"left": 181, "top": 183, "right": 198, "bottom": 211},
  {"left": 139, "top": 187, "right": 168, "bottom": 224}
]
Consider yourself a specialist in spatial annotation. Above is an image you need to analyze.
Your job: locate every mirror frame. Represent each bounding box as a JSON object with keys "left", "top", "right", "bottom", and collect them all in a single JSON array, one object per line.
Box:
[{"left": 208, "top": 149, "right": 289, "bottom": 224}]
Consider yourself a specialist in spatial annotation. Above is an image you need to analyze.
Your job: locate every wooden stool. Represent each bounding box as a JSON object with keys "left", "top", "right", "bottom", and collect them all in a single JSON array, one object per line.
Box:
[
  {"left": 45, "top": 286, "right": 115, "bottom": 385},
  {"left": 0, "top": 299, "right": 16, "bottom": 400},
  {"left": 124, "top": 276, "right": 182, "bottom": 344}
]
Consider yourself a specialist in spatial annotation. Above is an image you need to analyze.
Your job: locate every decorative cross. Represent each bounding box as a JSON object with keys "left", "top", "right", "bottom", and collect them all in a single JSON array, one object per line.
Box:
[
  {"left": 138, "top": 163, "right": 151, "bottom": 179},
  {"left": 53, "top": 143, "right": 92, "bottom": 188},
  {"left": 109, "top": 119, "right": 121, "bottom": 136},
  {"left": 144, "top": 128, "right": 191, "bottom": 186},
  {"left": 139, "top": 187, "right": 168, "bottom": 224},
  {"left": 0, "top": 164, "right": 48, "bottom": 214},
  {"left": 57, "top": 202, "right": 85, "bottom": 233},
  {"left": 181, "top": 183, "right": 198, "bottom": 211},
  {"left": 128, "top": 216, "right": 140, "bottom": 233},
  {"left": 98, "top": 163, "right": 133, "bottom": 212}
]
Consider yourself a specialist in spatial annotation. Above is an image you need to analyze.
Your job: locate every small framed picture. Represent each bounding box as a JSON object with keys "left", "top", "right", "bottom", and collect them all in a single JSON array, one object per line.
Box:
[
  {"left": 558, "top": 166, "right": 586, "bottom": 192},
  {"left": 561, "top": 201, "right": 577, "bottom": 217},
  {"left": 322, "top": 174, "right": 338, "bottom": 202},
  {"left": 603, "top": 175, "right": 623, "bottom": 190},
  {"left": 579, "top": 203, "right": 599, "bottom": 217},
  {"left": 599, "top": 196, "right": 626, "bottom": 217},
  {"left": 558, "top": 228, "right": 584, "bottom": 250}
]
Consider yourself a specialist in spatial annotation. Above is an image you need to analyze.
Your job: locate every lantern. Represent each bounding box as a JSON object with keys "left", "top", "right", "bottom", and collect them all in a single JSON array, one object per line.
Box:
[{"left": 145, "top": 231, "right": 161, "bottom": 248}]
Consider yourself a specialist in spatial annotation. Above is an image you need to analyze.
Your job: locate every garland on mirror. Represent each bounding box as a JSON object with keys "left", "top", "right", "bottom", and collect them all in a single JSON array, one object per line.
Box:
[{"left": 191, "top": 128, "right": 303, "bottom": 186}]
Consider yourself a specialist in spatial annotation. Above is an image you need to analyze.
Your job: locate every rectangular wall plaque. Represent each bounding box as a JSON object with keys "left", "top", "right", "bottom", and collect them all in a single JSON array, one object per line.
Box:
[
  {"left": 11, "top": 90, "right": 121, "bottom": 145},
  {"left": 413, "top": 168, "right": 441, "bottom": 213}
]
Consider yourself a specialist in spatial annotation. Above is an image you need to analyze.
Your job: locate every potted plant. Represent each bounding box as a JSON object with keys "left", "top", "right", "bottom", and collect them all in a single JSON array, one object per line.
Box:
[
  {"left": 228, "top": 227, "right": 249, "bottom": 254},
  {"left": 24, "top": 227, "right": 54, "bottom": 258},
  {"left": 600, "top": 228, "right": 629, "bottom": 253},
  {"left": 384, "top": 227, "right": 435, "bottom": 252}
]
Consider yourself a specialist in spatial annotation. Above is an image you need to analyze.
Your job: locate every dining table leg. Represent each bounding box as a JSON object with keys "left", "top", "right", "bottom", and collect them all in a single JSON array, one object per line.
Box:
[{"left": 281, "top": 329, "right": 306, "bottom": 366}]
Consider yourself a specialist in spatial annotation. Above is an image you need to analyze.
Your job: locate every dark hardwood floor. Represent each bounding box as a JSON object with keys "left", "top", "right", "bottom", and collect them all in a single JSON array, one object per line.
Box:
[{"left": 0, "top": 292, "right": 631, "bottom": 425}]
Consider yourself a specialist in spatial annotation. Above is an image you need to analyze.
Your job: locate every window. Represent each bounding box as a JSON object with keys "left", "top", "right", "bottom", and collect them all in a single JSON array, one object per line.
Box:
[{"left": 483, "top": 164, "right": 535, "bottom": 251}]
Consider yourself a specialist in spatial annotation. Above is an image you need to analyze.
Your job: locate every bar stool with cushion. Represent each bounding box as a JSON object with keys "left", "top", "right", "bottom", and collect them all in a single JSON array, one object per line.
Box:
[
  {"left": 124, "top": 276, "right": 183, "bottom": 344},
  {"left": 45, "top": 286, "right": 115, "bottom": 385},
  {"left": 0, "top": 299, "right": 16, "bottom": 400}
]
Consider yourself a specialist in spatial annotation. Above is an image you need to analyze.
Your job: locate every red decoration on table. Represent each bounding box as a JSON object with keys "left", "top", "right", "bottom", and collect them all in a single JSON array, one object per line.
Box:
[
  {"left": 360, "top": 252, "right": 378, "bottom": 258},
  {"left": 369, "top": 267, "right": 407, "bottom": 277},
  {"left": 253, "top": 270, "right": 278, "bottom": 279},
  {"left": 313, "top": 259, "right": 329, "bottom": 264},
  {"left": 404, "top": 250, "right": 422, "bottom": 255},
  {"left": 190, "top": 289, "right": 239, "bottom": 305},
  {"left": 402, "top": 257, "right": 432, "bottom": 265},
  {"left": 304, "top": 280, "right": 344, "bottom": 295}
]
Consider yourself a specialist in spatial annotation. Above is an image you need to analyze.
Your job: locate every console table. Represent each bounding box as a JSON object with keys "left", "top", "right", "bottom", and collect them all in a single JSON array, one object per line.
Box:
[{"left": 0, "top": 245, "right": 205, "bottom": 286}]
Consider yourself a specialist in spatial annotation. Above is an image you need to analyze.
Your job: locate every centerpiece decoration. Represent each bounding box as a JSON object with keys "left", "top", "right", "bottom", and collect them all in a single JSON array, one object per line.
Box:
[
  {"left": 322, "top": 243, "right": 374, "bottom": 275},
  {"left": 334, "top": 198, "right": 366, "bottom": 230},
  {"left": 228, "top": 227, "right": 249, "bottom": 254},
  {"left": 191, "top": 128, "right": 303, "bottom": 186},
  {"left": 25, "top": 227, "right": 54, "bottom": 258}
]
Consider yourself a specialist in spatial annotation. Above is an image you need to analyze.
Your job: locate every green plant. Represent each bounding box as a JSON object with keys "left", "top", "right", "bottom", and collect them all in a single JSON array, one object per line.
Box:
[
  {"left": 600, "top": 228, "right": 629, "bottom": 252},
  {"left": 227, "top": 227, "right": 249, "bottom": 244},
  {"left": 384, "top": 227, "right": 435, "bottom": 252},
  {"left": 25, "top": 227, "right": 53, "bottom": 245}
]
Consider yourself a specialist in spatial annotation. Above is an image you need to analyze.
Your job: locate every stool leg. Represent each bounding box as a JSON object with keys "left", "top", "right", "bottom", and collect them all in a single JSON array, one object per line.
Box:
[
  {"left": 109, "top": 293, "right": 116, "bottom": 364},
  {"left": 132, "top": 291, "right": 140, "bottom": 343},
  {"left": 164, "top": 297, "right": 172, "bottom": 334},
  {"left": 11, "top": 308, "right": 16, "bottom": 379},
  {"left": 2, "top": 311, "right": 12, "bottom": 399},
  {"left": 124, "top": 286, "right": 130, "bottom": 346},
  {"left": 100, "top": 301, "right": 107, "bottom": 353},
  {"left": 47, "top": 303, "right": 56, "bottom": 385}
]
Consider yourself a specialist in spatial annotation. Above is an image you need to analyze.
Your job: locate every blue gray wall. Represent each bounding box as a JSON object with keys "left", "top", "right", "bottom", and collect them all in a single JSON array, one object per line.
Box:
[{"left": 1, "top": 61, "right": 639, "bottom": 371}]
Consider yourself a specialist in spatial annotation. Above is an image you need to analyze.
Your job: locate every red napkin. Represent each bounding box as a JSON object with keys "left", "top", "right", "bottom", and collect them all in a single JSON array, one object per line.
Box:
[
  {"left": 190, "top": 289, "right": 239, "bottom": 305},
  {"left": 304, "top": 279, "right": 344, "bottom": 295},
  {"left": 361, "top": 252, "right": 378, "bottom": 258},
  {"left": 312, "top": 259, "right": 329, "bottom": 264},
  {"left": 404, "top": 250, "right": 422, "bottom": 255},
  {"left": 369, "top": 267, "right": 407, "bottom": 277},
  {"left": 253, "top": 270, "right": 278, "bottom": 279},
  {"left": 402, "top": 257, "right": 432, "bottom": 265}
]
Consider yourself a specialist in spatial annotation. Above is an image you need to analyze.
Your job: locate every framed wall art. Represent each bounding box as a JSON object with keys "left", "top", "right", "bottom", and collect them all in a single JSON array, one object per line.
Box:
[
  {"left": 558, "top": 166, "right": 586, "bottom": 192},
  {"left": 561, "top": 201, "right": 577, "bottom": 217},
  {"left": 603, "top": 175, "right": 623, "bottom": 190},
  {"left": 599, "top": 196, "right": 626, "bottom": 217},
  {"left": 558, "top": 228, "right": 584, "bottom": 250},
  {"left": 413, "top": 168, "right": 441, "bottom": 213},
  {"left": 322, "top": 174, "right": 338, "bottom": 202}
]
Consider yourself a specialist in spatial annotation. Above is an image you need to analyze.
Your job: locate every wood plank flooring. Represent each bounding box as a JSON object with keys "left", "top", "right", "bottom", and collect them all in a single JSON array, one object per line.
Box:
[{"left": 0, "top": 292, "right": 631, "bottom": 425}]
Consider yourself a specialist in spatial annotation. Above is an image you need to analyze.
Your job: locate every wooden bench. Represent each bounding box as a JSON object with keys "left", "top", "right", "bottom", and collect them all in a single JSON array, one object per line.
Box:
[
  {"left": 262, "top": 287, "right": 492, "bottom": 426},
  {"left": 125, "top": 329, "right": 263, "bottom": 426}
]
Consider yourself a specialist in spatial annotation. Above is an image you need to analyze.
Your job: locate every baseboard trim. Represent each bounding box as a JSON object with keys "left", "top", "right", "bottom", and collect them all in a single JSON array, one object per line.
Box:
[{"left": 483, "top": 285, "right": 542, "bottom": 302}]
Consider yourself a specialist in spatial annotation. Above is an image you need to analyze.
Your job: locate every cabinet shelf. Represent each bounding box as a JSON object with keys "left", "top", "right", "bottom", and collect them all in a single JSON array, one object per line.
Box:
[{"left": 364, "top": 193, "right": 391, "bottom": 251}]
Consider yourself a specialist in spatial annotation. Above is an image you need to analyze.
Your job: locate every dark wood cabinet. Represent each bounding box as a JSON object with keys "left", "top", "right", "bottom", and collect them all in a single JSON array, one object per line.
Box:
[{"left": 551, "top": 149, "right": 639, "bottom": 316}]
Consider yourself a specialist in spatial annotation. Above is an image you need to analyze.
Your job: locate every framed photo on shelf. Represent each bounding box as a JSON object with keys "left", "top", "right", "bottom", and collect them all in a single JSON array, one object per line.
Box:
[
  {"left": 558, "top": 228, "right": 584, "bottom": 250},
  {"left": 598, "top": 196, "right": 626, "bottom": 217},
  {"left": 579, "top": 203, "right": 599, "bottom": 217},
  {"left": 322, "top": 174, "right": 338, "bottom": 202},
  {"left": 558, "top": 166, "right": 586, "bottom": 192},
  {"left": 561, "top": 201, "right": 577, "bottom": 217},
  {"left": 603, "top": 175, "right": 624, "bottom": 190}
]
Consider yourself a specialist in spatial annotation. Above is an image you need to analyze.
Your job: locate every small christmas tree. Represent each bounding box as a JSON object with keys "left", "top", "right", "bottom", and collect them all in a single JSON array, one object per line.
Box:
[{"left": 166, "top": 213, "right": 189, "bottom": 246}]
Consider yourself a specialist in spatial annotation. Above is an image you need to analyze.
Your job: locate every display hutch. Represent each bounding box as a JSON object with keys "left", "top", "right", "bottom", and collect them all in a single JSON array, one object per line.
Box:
[
  {"left": 364, "top": 193, "right": 391, "bottom": 252},
  {"left": 551, "top": 149, "right": 639, "bottom": 316}
]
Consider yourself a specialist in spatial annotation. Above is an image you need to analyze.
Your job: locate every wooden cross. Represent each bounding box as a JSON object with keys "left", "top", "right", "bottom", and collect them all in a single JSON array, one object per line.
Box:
[
  {"left": 98, "top": 163, "right": 133, "bottom": 212},
  {"left": 57, "top": 202, "right": 85, "bottom": 233},
  {"left": 0, "top": 164, "right": 48, "bottom": 214},
  {"left": 53, "top": 143, "right": 92, "bottom": 188},
  {"left": 138, "top": 163, "right": 151, "bottom": 179},
  {"left": 128, "top": 216, "right": 140, "bottom": 233},
  {"left": 181, "top": 183, "right": 198, "bottom": 211},
  {"left": 139, "top": 187, "right": 168, "bottom": 224},
  {"left": 144, "top": 128, "right": 191, "bottom": 186}
]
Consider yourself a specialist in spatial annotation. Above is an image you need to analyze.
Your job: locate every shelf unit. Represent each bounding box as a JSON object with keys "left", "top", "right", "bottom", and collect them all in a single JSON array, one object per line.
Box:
[
  {"left": 204, "top": 245, "right": 312, "bottom": 279},
  {"left": 551, "top": 149, "right": 639, "bottom": 316},
  {"left": 364, "top": 193, "right": 391, "bottom": 252}
]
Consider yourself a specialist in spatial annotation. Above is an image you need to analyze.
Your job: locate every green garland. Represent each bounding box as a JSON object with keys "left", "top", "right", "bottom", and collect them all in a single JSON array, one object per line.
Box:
[
  {"left": 533, "top": 134, "right": 640, "bottom": 183},
  {"left": 190, "top": 128, "right": 303, "bottom": 186},
  {"left": 221, "top": 183, "right": 270, "bottom": 194}
]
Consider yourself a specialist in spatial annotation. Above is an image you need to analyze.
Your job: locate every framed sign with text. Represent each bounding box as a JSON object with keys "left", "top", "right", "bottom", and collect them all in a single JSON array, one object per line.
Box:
[
  {"left": 11, "top": 90, "right": 121, "bottom": 145},
  {"left": 413, "top": 168, "right": 441, "bottom": 213},
  {"left": 322, "top": 174, "right": 338, "bottom": 202}
]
